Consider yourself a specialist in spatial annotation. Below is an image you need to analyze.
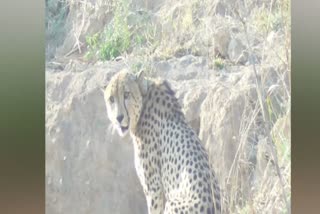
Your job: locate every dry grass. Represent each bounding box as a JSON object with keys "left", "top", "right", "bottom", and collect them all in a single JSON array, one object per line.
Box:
[{"left": 156, "top": 0, "right": 291, "bottom": 213}]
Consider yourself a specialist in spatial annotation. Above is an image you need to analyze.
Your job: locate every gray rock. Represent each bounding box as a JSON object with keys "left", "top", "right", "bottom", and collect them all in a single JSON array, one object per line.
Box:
[
  {"left": 46, "top": 65, "right": 147, "bottom": 214},
  {"left": 214, "top": 28, "right": 231, "bottom": 58},
  {"left": 228, "top": 38, "right": 248, "bottom": 64}
]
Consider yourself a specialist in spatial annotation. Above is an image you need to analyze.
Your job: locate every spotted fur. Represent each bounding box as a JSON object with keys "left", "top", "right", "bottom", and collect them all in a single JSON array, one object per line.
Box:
[{"left": 102, "top": 69, "right": 221, "bottom": 214}]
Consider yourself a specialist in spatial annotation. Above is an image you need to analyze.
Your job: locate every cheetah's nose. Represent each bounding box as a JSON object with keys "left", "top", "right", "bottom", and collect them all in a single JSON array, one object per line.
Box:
[{"left": 116, "top": 114, "right": 124, "bottom": 123}]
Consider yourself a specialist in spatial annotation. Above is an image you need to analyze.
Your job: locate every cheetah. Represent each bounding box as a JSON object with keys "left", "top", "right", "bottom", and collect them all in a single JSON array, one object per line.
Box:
[{"left": 102, "top": 69, "right": 221, "bottom": 214}]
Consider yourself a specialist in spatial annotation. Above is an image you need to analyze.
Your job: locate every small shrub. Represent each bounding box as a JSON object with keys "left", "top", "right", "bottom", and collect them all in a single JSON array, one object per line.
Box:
[
  {"left": 214, "top": 57, "right": 225, "bottom": 70},
  {"left": 86, "top": 0, "right": 131, "bottom": 61},
  {"left": 85, "top": 0, "right": 158, "bottom": 61}
]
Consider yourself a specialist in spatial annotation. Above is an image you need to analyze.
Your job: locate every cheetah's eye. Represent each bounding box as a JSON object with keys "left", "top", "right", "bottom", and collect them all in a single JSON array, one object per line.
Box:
[
  {"left": 109, "top": 96, "right": 114, "bottom": 103},
  {"left": 124, "top": 92, "right": 130, "bottom": 100}
]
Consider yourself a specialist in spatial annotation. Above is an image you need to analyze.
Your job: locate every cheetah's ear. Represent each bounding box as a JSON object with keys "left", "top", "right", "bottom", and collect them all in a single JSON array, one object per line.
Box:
[
  {"left": 135, "top": 69, "right": 145, "bottom": 80},
  {"left": 136, "top": 69, "right": 149, "bottom": 96}
]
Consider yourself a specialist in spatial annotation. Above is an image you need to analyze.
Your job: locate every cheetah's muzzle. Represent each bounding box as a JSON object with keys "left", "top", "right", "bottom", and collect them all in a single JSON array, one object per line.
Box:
[{"left": 120, "top": 125, "right": 129, "bottom": 133}]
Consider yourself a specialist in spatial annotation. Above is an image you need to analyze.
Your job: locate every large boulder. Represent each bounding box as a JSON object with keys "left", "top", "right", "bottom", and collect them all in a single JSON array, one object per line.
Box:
[{"left": 46, "top": 61, "right": 147, "bottom": 214}]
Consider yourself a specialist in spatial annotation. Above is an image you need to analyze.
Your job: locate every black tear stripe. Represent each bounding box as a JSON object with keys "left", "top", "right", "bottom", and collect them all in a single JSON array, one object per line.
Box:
[{"left": 163, "top": 80, "right": 175, "bottom": 96}]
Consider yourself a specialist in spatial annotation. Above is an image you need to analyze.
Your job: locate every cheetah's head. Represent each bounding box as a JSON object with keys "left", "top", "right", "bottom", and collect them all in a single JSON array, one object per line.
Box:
[{"left": 102, "top": 69, "right": 149, "bottom": 137}]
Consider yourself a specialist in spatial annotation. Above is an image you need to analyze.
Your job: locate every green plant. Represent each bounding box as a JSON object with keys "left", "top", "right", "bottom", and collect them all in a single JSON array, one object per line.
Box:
[
  {"left": 86, "top": 0, "right": 131, "bottom": 61},
  {"left": 85, "top": 33, "right": 100, "bottom": 59},
  {"left": 214, "top": 57, "right": 225, "bottom": 70},
  {"left": 85, "top": 0, "right": 161, "bottom": 61}
]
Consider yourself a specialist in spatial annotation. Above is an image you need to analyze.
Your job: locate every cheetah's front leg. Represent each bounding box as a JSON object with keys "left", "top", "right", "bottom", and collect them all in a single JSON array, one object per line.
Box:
[
  {"left": 145, "top": 173, "right": 164, "bottom": 214},
  {"left": 145, "top": 188, "right": 165, "bottom": 214}
]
